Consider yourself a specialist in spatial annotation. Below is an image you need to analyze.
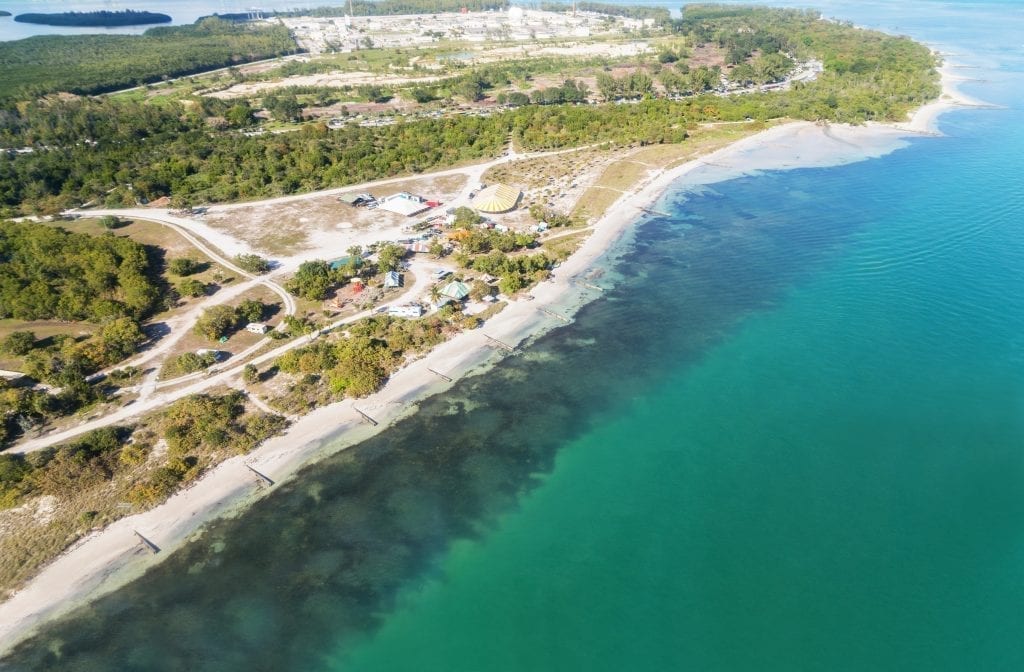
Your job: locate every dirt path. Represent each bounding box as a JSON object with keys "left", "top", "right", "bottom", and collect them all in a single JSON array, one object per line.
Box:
[
  {"left": 9, "top": 258, "right": 438, "bottom": 455},
  {"left": 63, "top": 210, "right": 297, "bottom": 402},
  {"left": 28, "top": 142, "right": 604, "bottom": 452}
]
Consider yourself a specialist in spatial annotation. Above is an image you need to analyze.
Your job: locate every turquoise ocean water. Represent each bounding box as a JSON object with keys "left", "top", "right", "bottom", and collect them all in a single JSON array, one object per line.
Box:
[{"left": 3, "top": 1, "right": 1024, "bottom": 670}]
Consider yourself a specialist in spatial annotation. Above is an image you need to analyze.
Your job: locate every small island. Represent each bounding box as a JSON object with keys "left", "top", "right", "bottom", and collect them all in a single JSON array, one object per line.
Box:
[
  {"left": 14, "top": 10, "right": 171, "bottom": 27},
  {"left": 0, "top": 11, "right": 12, "bottom": 18}
]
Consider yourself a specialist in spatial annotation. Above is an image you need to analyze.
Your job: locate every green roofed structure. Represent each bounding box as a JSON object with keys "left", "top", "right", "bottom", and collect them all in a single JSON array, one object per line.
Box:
[{"left": 439, "top": 280, "right": 470, "bottom": 300}]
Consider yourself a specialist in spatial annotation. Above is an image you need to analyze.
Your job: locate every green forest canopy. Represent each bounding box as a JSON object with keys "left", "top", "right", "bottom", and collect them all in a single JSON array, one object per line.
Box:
[
  {"left": 0, "top": 18, "right": 297, "bottom": 104},
  {"left": 0, "top": 221, "right": 162, "bottom": 322}
]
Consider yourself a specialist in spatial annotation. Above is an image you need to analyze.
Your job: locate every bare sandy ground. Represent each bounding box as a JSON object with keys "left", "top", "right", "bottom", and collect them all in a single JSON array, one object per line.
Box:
[
  {"left": 206, "top": 71, "right": 445, "bottom": 99},
  {"left": 0, "top": 62, "right": 982, "bottom": 656},
  {"left": 203, "top": 173, "right": 467, "bottom": 258},
  {"left": 206, "top": 40, "right": 651, "bottom": 98}
]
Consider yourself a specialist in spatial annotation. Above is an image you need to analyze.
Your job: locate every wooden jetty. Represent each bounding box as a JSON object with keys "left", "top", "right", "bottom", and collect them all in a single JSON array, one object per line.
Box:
[
  {"left": 245, "top": 464, "right": 274, "bottom": 486},
  {"left": 483, "top": 334, "right": 515, "bottom": 352},
  {"left": 133, "top": 530, "right": 160, "bottom": 555},
  {"left": 580, "top": 282, "right": 604, "bottom": 292},
  {"left": 427, "top": 368, "right": 452, "bottom": 382},
  {"left": 539, "top": 308, "right": 570, "bottom": 323},
  {"left": 353, "top": 407, "right": 378, "bottom": 426}
]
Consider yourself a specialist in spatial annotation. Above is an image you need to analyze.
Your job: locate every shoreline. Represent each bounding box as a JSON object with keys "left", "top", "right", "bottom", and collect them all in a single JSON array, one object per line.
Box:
[{"left": 0, "top": 61, "right": 982, "bottom": 656}]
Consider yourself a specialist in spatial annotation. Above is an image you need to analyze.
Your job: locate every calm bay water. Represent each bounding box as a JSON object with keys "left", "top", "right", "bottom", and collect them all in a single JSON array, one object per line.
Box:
[
  {"left": 0, "top": 0, "right": 340, "bottom": 41},
  {"left": 3, "top": 1, "right": 1024, "bottom": 670}
]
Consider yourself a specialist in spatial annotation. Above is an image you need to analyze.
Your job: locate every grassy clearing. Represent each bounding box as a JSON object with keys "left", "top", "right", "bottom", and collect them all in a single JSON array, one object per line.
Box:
[
  {"left": 542, "top": 230, "right": 591, "bottom": 260},
  {"left": 49, "top": 217, "right": 210, "bottom": 260},
  {"left": 157, "top": 286, "right": 284, "bottom": 381},
  {"left": 484, "top": 147, "right": 607, "bottom": 190},
  {"left": 0, "top": 320, "right": 98, "bottom": 371},
  {"left": 0, "top": 319, "right": 96, "bottom": 344}
]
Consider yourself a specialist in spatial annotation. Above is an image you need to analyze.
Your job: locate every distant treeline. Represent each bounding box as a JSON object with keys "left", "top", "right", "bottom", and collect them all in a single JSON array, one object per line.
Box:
[
  {"left": 539, "top": 2, "right": 671, "bottom": 22},
  {"left": 0, "top": 6, "right": 939, "bottom": 216},
  {"left": 14, "top": 10, "right": 172, "bottom": 27},
  {"left": 0, "top": 18, "right": 297, "bottom": 105},
  {"left": 680, "top": 4, "right": 763, "bottom": 21},
  {"left": 206, "top": 0, "right": 509, "bottom": 22}
]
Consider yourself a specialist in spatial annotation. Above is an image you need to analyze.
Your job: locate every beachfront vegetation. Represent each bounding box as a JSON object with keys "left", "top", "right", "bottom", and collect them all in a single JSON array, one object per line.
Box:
[
  {"left": 0, "top": 392, "right": 287, "bottom": 592},
  {"left": 157, "top": 392, "right": 286, "bottom": 462},
  {"left": 272, "top": 315, "right": 449, "bottom": 412}
]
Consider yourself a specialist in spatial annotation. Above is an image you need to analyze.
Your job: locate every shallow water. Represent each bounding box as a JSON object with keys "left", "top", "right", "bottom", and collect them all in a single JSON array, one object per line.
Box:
[{"left": 2, "top": 1, "right": 1023, "bottom": 670}]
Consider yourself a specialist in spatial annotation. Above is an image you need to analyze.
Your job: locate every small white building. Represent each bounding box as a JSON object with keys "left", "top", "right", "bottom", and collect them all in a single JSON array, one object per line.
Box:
[
  {"left": 378, "top": 192, "right": 432, "bottom": 217},
  {"left": 196, "top": 349, "right": 224, "bottom": 361},
  {"left": 387, "top": 304, "right": 424, "bottom": 318},
  {"left": 246, "top": 322, "right": 270, "bottom": 335}
]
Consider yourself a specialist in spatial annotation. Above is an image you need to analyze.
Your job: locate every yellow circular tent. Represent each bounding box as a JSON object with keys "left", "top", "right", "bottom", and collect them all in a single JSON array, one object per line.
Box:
[{"left": 472, "top": 184, "right": 522, "bottom": 214}]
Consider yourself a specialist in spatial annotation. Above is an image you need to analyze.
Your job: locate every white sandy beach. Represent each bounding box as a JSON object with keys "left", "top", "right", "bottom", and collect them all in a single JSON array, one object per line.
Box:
[{"left": 0, "top": 61, "right": 984, "bottom": 655}]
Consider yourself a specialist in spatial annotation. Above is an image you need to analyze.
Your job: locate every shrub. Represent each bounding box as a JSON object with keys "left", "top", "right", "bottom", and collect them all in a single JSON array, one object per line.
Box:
[
  {"left": 234, "top": 254, "right": 271, "bottom": 274},
  {"left": 178, "top": 278, "right": 207, "bottom": 297},
  {"left": 168, "top": 257, "right": 201, "bottom": 276},
  {"left": 0, "top": 331, "right": 36, "bottom": 357}
]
